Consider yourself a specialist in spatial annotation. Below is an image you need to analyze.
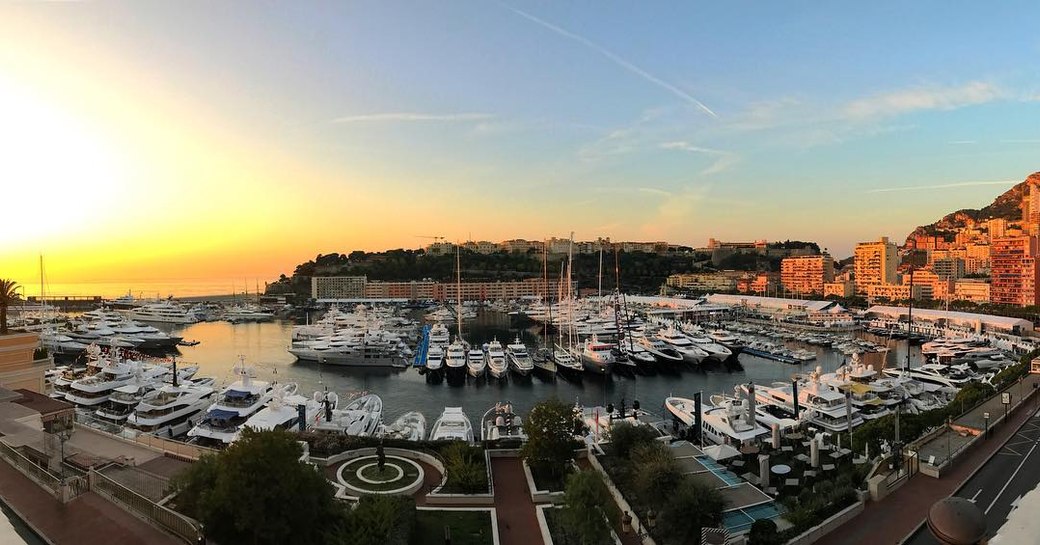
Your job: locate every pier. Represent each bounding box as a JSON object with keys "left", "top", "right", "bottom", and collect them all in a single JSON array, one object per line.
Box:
[{"left": 25, "top": 296, "right": 102, "bottom": 312}]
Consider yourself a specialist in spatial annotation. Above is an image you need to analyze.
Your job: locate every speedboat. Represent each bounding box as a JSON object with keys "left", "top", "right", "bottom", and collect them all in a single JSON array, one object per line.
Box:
[
  {"left": 430, "top": 407, "right": 474, "bottom": 443},
  {"left": 505, "top": 337, "right": 534, "bottom": 376},
  {"left": 481, "top": 402, "right": 526, "bottom": 445},
  {"left": 484, "top": 339, "right": 509, "bottom": 379},
  {"left": 381, "top": 411, "right": 426, "bottom": 441}
]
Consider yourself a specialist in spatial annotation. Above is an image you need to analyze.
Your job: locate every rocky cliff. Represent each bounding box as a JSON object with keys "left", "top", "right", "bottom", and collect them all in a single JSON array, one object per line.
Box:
[{"left": 906, "top": 171, "right": 1040, "bottom": 242}]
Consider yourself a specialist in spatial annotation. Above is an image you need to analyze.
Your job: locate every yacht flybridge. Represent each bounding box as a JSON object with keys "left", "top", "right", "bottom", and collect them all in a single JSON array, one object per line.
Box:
[{"left": 187, "top": 362, "right": 288, "bottom": 445}]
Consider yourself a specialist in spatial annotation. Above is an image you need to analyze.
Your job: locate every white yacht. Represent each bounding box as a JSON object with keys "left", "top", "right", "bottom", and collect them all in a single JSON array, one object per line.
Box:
[
  {"left": 481, "top": 402, "right": 526, "bottom": 444},
  {"left": 187, "top": 365, "right": 283, "bottom": 445},
  {"left": 754, "top": 372, "right": 864, "bottom": 432},
  {"left": 64, "top": 359, "right": 168, "bottom": 408},
  {"left": 882, "top": 364, "right": 974, "bottom": 390},
  {"left": 655, "top": 328, "right": 708, "bottom": 365},
  {"left": 381, "top": 411, "right": 426, "bottom": 441},
  {"left": 429, "top": 323, "right": 451, "bottom": 345},
  {"left": 634, "top": 335, "right": 684, "bottom": 364},
  {"left": 425, "top": 344, "right": 445, "bottom": 372},
  {"left": 484, "top": 339, "right": 509, "bottom": 379},
  {"left": 666, "top": 394, "right": 769, "bottom": 447},
  {"left": 38, "top": 329, "right": 89, "bottom": 357},
  {"left": 505, "top": 337, "right": 534, "bottom": 376},
  {"left": 94, "top": 364, "right": 201, "bottom": 423},
  {"left": 224, "top": 305, "right": 274, "bottom": 323},
  {"left": 550, "top": 345, "right": 584, "bottom": 375},
  {"left": 578, "top": 336, "right": 614, "bottom": 375},
  {"left": 314, "top": 393, "right": 382, "bottom": 436},
  {"left": 130, "top": 301, "right": 200, "bottom": 324},
  {"left": 233, "top": 390, "right": 320, "bottom": 441},
  {"left": 445, "top": 339, "right": 468, "bottom": 375},
  {"left": 430, "top": 407, "right": 474, "bottom": 443},
  {"left": 682, "top": 331, "right": 733, "bottom": 362},
  {"left": 126, "top": 380, "right": 216, "bottom": 436},
  {"left": 467, "top": 346, "right": 487, "bottom": 378}
]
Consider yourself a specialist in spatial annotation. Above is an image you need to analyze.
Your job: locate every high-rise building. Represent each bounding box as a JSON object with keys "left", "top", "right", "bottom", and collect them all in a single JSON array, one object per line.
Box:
[
  {"left": 990, "top": 236, "right": 1040, "bottom": 306},
  {"left": 780, "top": 254, "right": 834, "bottom": 295},
  {"left": 854, "top": 237, "right": 898, "bottom": 295},
  {"left": 932, "top": 258, "right": 966, "bottom": 280},
  {"left": 311, "top": 276, "right": 367, "bottom": 299}
]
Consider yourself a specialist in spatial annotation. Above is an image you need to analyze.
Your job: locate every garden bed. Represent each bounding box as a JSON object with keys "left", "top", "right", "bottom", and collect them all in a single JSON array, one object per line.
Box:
[
  {"left": 411, "top": 510, "right": 493, "bottom": 545},
  {"left": 530, "top": 465, "right": 568, "bottom": 492},
  {"left": 542, "top": 508, "right": 581, "bottom": 545}
]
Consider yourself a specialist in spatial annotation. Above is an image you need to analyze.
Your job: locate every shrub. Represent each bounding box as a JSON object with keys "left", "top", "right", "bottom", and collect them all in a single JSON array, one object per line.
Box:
[
  {"left": 560, "top": 470, "right": 618, "bottom": 545},
  {"left": 607, "top": 422, "right": 659, "bottom": 460},
  {"left": 440, "top": 442, "right": 488, "bottom": 494}
]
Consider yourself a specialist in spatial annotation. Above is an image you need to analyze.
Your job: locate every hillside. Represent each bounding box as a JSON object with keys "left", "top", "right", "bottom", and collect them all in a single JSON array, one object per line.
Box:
[{"left": 906, "top": 171, "right": 1040, "bottom": 242}]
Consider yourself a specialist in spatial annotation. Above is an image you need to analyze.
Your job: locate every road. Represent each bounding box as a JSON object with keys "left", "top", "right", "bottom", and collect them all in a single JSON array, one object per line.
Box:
[{"left": 906, "top": 408, "right": 1040, "bottom": 544}]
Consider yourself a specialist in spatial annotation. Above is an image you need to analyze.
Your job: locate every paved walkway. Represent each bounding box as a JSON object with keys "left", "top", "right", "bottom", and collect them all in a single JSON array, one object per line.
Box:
[
  {"left": 815, "top": 384, "right": 1040, "bottom": 545},
  {"left": 490, "top": 457, "right": 544, "bottom": 545},
  {"left": 0, "top": 459, "right": 181, "bottom": 545}
]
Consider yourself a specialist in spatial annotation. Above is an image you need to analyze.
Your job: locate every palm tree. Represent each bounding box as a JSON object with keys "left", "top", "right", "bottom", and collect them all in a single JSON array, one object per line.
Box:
[{"left": 0, "top": 279, "right": 21, "bottom": 335}]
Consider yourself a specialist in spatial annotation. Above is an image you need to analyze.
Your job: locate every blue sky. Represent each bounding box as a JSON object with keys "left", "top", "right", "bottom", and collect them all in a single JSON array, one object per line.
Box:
[{"left": 3, "top": 1, "right": 1040, "bottom": 273}]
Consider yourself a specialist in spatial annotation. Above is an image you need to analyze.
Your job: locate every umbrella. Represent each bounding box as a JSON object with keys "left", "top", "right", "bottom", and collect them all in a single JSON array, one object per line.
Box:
[{"left": 703, "top": 443, "right": 742, "bottom": 461}]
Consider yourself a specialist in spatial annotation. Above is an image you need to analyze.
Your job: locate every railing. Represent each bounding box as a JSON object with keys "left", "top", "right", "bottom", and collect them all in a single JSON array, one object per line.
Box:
[
  {"left": 91, "top": 470, "right": 203, "bottom": 545},
  {"left": 0, "top": 441, "right": 60, "bottom": 496}
]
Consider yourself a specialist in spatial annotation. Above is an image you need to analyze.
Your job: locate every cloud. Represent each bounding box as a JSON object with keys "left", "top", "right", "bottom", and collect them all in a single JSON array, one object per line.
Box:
[
  {"left": 659, "top": 141, "right": 739, "bottom": 175},
  {"left": 842, "top": 82, "right": 1002, "bottom": 120},
  {"left": 331, "top": 113, "right": 493, "bottom": 123},
  {"left": 499, "top": 4, "right": 716, "bottom": 118},
  {"left": 866, "top": 180, "right": 1018, "bottom": 194},
  {"left": 948, "top": 140, "right": 977, "bottom": 145}
]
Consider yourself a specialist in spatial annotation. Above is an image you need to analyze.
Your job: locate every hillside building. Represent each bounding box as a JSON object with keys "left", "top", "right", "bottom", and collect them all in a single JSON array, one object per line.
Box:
[
  {"left": 854, "top": 237, "right": 898, "bottom": 295},
  {"left": 990, "top": 235, "right": 1040, "bottom": 306}
]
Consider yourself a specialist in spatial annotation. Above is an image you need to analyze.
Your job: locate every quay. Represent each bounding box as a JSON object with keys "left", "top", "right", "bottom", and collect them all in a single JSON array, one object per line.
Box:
[{"left": 25, "top": 296, "right": 103, "bottom": 312}]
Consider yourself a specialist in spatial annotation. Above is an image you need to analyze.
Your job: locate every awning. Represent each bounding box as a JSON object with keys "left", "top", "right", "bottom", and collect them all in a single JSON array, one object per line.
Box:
[
  {"left": 225, "top": 390, "right": 251, "bottom": 399},
  {"left": 703, "top": 444, "right": 742, "bottom": 461},
  {"left": 205, "top": 409, "right": 238, "bottom": 421}
]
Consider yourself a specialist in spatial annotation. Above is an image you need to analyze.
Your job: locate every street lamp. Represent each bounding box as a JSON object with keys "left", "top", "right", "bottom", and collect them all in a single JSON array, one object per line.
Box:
[
  {"left": 946, "top": 416, "right": 952, "bottom": 463},
  {"left": 55, "top": 421, "right": 73, "bottom": 483},
  {"left": 646, "top": 508, "right": 657, "bottom": 530},
  {"left": 983, "top": 413, "right": 990, "bottom": 440}
]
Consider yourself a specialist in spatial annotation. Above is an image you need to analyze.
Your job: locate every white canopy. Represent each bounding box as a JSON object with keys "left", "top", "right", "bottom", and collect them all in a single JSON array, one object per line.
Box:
[{"left": 703, "top": 443, "right": 741, "bottom": 461}]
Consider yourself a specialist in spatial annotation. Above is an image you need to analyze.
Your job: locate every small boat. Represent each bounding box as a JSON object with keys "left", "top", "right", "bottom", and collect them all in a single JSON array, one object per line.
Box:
[
  {"left": 381, "top": 411, "right": 426, "bottom": 441},
  {"left": 481, "top": 401, "right": 526, "bottom": 445},
  {"left": 430, "top": 407, "right": 474, "bottom": 443},
  {"left": 178, "top": 339, "right": 201, "bottom": 347}
]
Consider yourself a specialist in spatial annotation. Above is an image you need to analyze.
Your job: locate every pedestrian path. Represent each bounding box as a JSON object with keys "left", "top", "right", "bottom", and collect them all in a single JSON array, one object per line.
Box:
[
  {"left": 490, "top": 457, "right": 545, "bottom": 545},
  {"left": 0, "top": 458, "right": 181, "bottom": 545},
  {"left": 815, "top": 381, "right": 1040, "bottom": 545}
]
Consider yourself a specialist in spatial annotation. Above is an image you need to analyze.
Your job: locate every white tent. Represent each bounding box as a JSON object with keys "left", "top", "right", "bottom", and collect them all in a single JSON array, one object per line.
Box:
[{"left": 703, "top": 443, "right": 741, "bottom": 461}]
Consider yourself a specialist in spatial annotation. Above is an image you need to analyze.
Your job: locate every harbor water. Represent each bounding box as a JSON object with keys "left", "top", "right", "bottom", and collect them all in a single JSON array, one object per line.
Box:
[{"left": 155, "top": 311, "right": 923, "bottom": 426}]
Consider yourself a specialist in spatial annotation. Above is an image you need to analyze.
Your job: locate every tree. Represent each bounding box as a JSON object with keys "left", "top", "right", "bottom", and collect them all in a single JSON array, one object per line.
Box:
[
  {"left": 441, "top": 442, "right": 487, "bottom": 493},
  {"left": 606, "top": 422, "right": 659, "bottom": 460},
  {"left": 628, "top": 443, "right": 683, "bottom": 506},
  {"left": 344, "top": 495, "right": 416, "bottom": 545},
  {"left": 748, "top": 519, "right": 782, "bottom": 545},
  {"left": 521, "top": 399, "right": 581, "bottom": 481},
  {"left": 656, "top": 480, "right": 725, "bottom": 545},
  {"left": 560, "top": 470, "right": 618, "bottom": 545},
  {"left": 172, "top": 428, "right": 345, "bottom": 545},
  {"left": 0, "top": 279, "right": 20, "bottom": 335}
]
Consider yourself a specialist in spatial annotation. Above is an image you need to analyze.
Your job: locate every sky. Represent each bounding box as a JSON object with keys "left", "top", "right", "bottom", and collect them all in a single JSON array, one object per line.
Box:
[{"left": 1, "top": 1, "right": 1039, "bottom": 294}]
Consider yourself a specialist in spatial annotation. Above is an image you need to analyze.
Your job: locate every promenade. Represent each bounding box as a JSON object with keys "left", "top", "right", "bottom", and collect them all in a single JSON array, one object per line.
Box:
[{"left": 816, "top": 375, "right": 1040, "bottom": 545}]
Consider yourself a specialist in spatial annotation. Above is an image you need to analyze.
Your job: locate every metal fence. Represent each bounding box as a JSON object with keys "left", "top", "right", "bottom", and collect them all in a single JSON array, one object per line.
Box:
[
  {"left": 0, "top": 441, "right": 60, "bottom": 496},
  {"left": 91, "top": 470, "right": 203, "bottom": 545}
]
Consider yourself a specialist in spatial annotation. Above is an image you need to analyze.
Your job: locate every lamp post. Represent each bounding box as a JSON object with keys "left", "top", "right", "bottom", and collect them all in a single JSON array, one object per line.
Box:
[
  {"left": 946, "top": 416, "right": 952, "bottom": 463},
  {"left": 983, "top": 413, "right": 990, "bottom": 440},
  {"left": 55, "top": 420, "right": 73, "bottom": 483}
]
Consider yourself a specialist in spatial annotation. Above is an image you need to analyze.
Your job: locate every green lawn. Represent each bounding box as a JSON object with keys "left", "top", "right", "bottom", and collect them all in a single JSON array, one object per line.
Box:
[
  {"left": 340, "top": 458, "right": 422, "bottom": 492},
  {"left": 411, "top": 510, "right": 493, "bottom": 545}
]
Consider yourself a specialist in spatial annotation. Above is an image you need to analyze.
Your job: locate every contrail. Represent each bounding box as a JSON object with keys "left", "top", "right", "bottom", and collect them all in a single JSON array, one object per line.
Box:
[
  {"left": 867, "top": 180, "right": 1017, "bottom": 193},
  {"left": 500, "top": 4, "right": 717, "bottom": 118},
  {"left": 331, "top": 113, "right": 492, "bottom": 123}
]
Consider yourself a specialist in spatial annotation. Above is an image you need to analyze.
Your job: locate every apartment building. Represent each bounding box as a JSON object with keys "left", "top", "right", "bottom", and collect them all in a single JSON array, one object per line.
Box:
[
  {"left": 991, "top": 235, "right": 1040, "bottom": 306},
  {"left": 780, "top": 254, "right": 834, "bottom": 296},
  {"left": 854, "top": 237, "right": 898, "bottom": 295}
]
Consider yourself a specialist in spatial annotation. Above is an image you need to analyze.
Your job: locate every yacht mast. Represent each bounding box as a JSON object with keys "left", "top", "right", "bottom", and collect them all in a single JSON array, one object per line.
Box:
[
  {"left": 567, "top": 232, "right": 574, "bottom": 351},
  {"left": 456, "top": 243, "right": 463, "bottom": 345}
]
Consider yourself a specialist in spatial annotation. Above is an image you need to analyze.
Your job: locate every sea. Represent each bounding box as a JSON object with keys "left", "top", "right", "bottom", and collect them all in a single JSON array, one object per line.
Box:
[{"left": 128, "top": 311, "right": 921, "bottom": 428}]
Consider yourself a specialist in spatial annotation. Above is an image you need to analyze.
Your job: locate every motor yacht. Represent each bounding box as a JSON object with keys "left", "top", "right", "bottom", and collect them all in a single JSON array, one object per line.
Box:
[
  {"left": 578, "top": 335, "right": 614, "bottom": 375},
  {"left": 187, "top": 364, "right": 283, "bottom": 445},
  {"left": 64, "top": 358, "right": 168, "bottom": 408},
  {"left": 505, "top": 337, "right": 534, "bottom": 376},
  {"left": 429, "top": 323, "right": 451, "bottom": 345},
  {"left": 655, "top": 328, "right": 708, "bottom": 365},
  {"left": 425, "top": 344, "right": 445, "bottom": 372},
  {"left": 634, "top": 335, "right": 684, "bottom": 364},
  {"left": 882, "top": 364, "right": 974, "bottom": 390},
  {"left": 467, "top": 346, "right": 487, "bottom": 378},
  {"left": 754, "top": 371, "right": 864, "bottom": 432},
  {"left": 130, "top": 301, "right": 200, "bottom": 324},
  {"left": 707, "top": 330, "right": 745, "bottom": 357},
  {"left": 233, "top": 389, "right": 320, "bottom": 441},
  {"left": 484, "top": 339, "right": 509, "bottom": 379},
  {"left": 481, "top": 402, "right": 526, "bottom": 445},
  {"left": 126, "top": 380, "right": 216, "bottom": 436},
  {"left": 444, "top": 339, "right": 468, "bottom": 376},
  {"left": 430, "top": 407, "right": 474, "bottom": 443},
  {"left": 667, "top": 394, "right": 769, "bottom": 447}
]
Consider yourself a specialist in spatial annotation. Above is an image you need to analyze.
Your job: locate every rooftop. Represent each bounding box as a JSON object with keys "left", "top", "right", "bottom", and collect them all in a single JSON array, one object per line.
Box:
[{"left": 865, "top": 305, "right": 1033, "bottom": 331}]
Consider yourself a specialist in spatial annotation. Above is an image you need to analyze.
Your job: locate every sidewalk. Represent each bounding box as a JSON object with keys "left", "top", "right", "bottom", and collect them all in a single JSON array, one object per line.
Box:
[
  {"left": 815, "top": 382, "right": 1040, "bottom": 545},
  {"left": 0, "top": 458, "right": 181, "bottom": 545},
  {"left": 490, "top": 457, "right": 544, "bottom": 545}
]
